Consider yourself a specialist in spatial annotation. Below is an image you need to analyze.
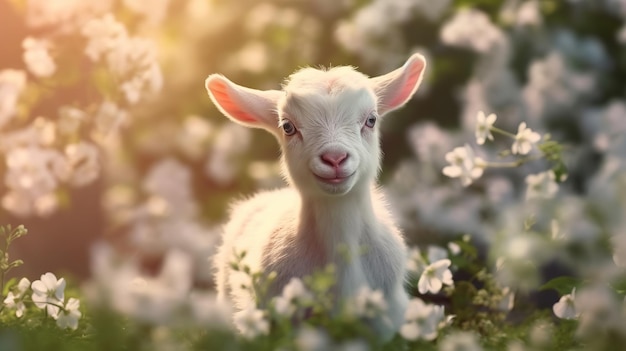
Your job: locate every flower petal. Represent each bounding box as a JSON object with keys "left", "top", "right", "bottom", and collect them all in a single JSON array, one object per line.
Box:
[
  {"left": 55, "top": 278, "right": 66, "bottom": 301},
  {"left": 443, "top": 166, "right": 462, "bottom": 178},
  {"left": 17, "top": 277, "right": 31, "bottom": 292},
  {"left": 41, "top": 272, "right": 57, "bottom": 289},
  {"left": 31, "top": 280, "right": 47, "bottom": 295},
  {"left": 400, "top": 322, "right": 420, "bottom": 341}
]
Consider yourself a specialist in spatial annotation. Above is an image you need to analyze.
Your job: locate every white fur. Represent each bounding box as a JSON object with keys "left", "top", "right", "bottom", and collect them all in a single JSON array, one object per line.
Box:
[{"left": 206, "top": 54, "right": 427, "bottom": 339}]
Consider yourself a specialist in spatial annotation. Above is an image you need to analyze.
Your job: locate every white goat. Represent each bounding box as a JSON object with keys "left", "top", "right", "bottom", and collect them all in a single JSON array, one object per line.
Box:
[{"left": 205, "top": 54, "right": 426, "bottom": 338}]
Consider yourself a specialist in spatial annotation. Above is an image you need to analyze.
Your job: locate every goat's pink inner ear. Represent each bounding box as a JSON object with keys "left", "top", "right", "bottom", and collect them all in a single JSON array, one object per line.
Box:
[
  {"left": 207, "top": 78, "right": 258, "bottom": 124},
  {"left": 372, "top": 54, "right": 426, "bottom": 115},
  {"left": 387, "top": 60, "right": 425, "bottom": 109}
]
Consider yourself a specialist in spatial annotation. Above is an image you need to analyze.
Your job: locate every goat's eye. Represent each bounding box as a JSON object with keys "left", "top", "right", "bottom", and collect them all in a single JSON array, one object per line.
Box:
[
  {"left": 364, "top": 113, "right": 377, "bottom": 128},
  {"left": 281, "top": 120, "right": 297, "bottom": 136}
]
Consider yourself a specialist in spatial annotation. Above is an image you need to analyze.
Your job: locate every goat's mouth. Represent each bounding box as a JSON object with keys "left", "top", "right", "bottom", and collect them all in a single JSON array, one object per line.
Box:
[{"left": 313, "top": 172, "right": 355, "bottom": 185}]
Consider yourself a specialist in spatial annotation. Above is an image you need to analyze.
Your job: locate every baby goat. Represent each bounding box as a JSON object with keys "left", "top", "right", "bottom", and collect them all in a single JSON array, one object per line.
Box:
[{"left": 205, "top": 54, "right": 426, "bottom": 338}]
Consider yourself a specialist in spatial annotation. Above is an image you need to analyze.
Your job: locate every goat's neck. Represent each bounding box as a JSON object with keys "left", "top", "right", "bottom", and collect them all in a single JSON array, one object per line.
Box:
[{"left": 298, "top": 186, "right": 375, "bottom": 259}]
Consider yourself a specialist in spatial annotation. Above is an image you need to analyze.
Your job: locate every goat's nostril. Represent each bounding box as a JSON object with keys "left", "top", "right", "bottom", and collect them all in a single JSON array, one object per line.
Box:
[{"left": 321, "top": 152, "right": 348, "bottom": 168}]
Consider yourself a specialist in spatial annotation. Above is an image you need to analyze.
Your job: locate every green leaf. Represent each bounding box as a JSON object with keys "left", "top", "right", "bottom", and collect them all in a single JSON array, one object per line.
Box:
[
  {"left": 455, "top": 239, "right": 478, "bottom": 260},
  {"left": 552, "top": 162, "right": 568, "bottom": 183},
  {"left": 539, "top": 276, "right": 580, "bottom": 296},
  {"left": 2, "top": 277, "right": 17, "bottom": 295},
  {"left": 611, "top": 277, "right": 626, "bottom": 297},
  {"left": 8, "top": 225, "right": 27, "bottom": 241},
  {"left": 8, "top": 259, "right": 24, "bottom": 270}
]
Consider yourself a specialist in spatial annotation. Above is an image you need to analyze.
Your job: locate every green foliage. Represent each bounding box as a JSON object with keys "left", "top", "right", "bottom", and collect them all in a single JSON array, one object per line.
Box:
[
  {"left": 540, "top": 276, "right": 580, "bottom": 296},
  {"left": 0, "top": 223, "right": 600, "bottom": 351},
  {"left": 0, "top": 225, "right": 27, "bottom": 293}
]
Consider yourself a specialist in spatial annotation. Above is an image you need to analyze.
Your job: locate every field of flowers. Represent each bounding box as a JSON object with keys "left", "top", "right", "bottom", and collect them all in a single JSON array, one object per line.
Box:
[{"left": 1, "top": 0, "right": 625, "bottom": 350}]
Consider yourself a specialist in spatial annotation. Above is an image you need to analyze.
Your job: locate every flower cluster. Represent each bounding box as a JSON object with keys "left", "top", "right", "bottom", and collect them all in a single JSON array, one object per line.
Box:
[
  {"left": 0, "top": 1, "right": 165, "bottom": 218},
  {"left": 443, "top": 111, "right": 546, "bottom": 188},
  {"left": 82, "top": 14, "right": 163, "bottom": 105},
  {"left": 399, "top": 298, "right": 449, "bottom": 341},
  {"left": 84, "top": 243, "right": 232, "bottom": 328},
  {"left": 4, "top": 273, "right": 82, "bottom": 330}
]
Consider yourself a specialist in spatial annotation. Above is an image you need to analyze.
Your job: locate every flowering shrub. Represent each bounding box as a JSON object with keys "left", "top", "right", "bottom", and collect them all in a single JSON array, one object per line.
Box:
[{"left": 1, "top": 0, "right": 626, "bottom": 350}]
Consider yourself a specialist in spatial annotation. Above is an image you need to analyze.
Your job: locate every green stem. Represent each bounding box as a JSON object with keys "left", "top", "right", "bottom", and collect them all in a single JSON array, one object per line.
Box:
[
  {"left": 1, "top": 238, "right": 7, "bottom": 295},
  {"left": 21, "top": 296, "right": 66, "bottom": 312},
  {"left": 0, "top": 268, "right": 4, "bottom": 296},
  {"left": 490, "top": 126, "right": 517, "bottom": 139},
  {"left": 483, "top": 154, "right": 543, "bottom": 169}
]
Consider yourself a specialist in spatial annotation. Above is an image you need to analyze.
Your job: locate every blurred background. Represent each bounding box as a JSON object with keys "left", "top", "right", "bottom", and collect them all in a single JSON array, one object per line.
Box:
[{"left": 0, "top": 0, "right": 625, "bottom": 299}]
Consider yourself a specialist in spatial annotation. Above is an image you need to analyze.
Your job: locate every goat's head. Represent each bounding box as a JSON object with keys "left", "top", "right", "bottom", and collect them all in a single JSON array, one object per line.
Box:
[{"left": 205, "top": 54, "right": 426, "bottom": 197}]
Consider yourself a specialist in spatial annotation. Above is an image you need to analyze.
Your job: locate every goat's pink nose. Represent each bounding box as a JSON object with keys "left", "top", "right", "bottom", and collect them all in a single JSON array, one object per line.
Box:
[{"left": 320, "top": 151, "right": 348, "bottom": 168}]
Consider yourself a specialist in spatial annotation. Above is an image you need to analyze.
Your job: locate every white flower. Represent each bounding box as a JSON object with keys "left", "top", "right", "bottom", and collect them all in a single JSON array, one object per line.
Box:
[
  {"left": 295, "top": 327, "right": 329, "bottom": 351},
  {"left": 552, "top": 288, "right": 578, "bottom": 320},
  {"left": 440, "top": 8, "right": 503, "bottom": 53},
  {"left": 475, "top": 111, "right": 497, "bottom": 145},
  {"left": 448, "top": 242, "right": 461, "bottom": 256},
  {"left": 439, "top": 331, "right": 483, "bottom": 351},
  {"left": 3, "top": 277, "right": 31, "bottom": 317},
  {"left": 5, "top": 147, "right": 59, "bottom": 191},
  {"left": 81, "top": 14, "right": 162, "bottom": 105},
  {"left": 31, "top": 272, "right": 66, "bottom": 318},
  {"left": 94, "top": 100, "right": 128, "bottom": 138},
  {"left": 22, "top": 37, "right": 56, "bottom": 78},
  {"left": 349, "top": 286, "right": 388, "bottom": 318},
  {"left": 63, "top": 142, "right": 100, "bottom": 187},
  {"left": 0, "top": 69, "right": 27, "bottom": 130},
  {"left": 573, "top": 285, "right": 625, "bottom": 336},
  {"left": 176, "top": 115, "right": 213, "bottom": 159},
  {"left": 335, "top": 339, "right": 370, "bottom": 351},
  {"left": 528, "top": 321, "right": 553, "bottom": 347},
  {"left": 25, "top": 1, "right": 112, "bottom": 29},
  {"left": 400, "top": 298, "right": 446, "bottom": 341},
  {"left": 407, "top": 122, "right": 454, "bottom": 165},
  {"left": 442, "top": 144, "right": 485, "bottom": 187},
  {"left": 106, "top": 250, "right": 193, "bottom": 324},
  {"left": 551, "top": 220, "right": 564, "bottom": 241},
  {"left": 273, "top": 277, "right": 312, "bottom": 316},
  {"left": 56, "top": 298, "right": 82, "bottom": 330},
  {"left": 81, "top": 14, "right": 128, "bottom": 61},
  {"left": 57, "top": 107, "right": 85, "bottom": 135},
  {"left": 511, "top": 122, "right": 541, "bottom": 155},
  {"left": 233, "top": 304, "right": 270, "bottom": 339},
  {"left": 237, "top": 41, "right": 269, "bottom": 74},
  {"left": 525, "top": 171, "right": 559, "bottom": 200},
  {"left": 105, "top": 37, "right": 162, "bottom": 103},
  {"left": 516, "top": 1, "right": 542, "bottom": 27},
  {"left": 142, "top": 158, "right": 197, "bottom": 218},
  {"left": 188, "top": 292, "right": 233, "bottom": 329},
  {"left": 418, "top": 259, "right": 454, "bottom": 294},
  {"left": 406, "top": 247, "right": 426, "bottom": 275},
  {"left": 2, "top": 146, "right": 65, "bottom": 216},
  {"left": 120, "top": 78, "right": 142, "bottom": 104}
]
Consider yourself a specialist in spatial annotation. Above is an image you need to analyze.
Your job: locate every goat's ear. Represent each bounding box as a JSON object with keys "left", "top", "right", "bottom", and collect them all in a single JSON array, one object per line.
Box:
[
  {"left": 205, "top": 74, "right": 282, "bottom": 130},
  {"left": 370, "top": 53, "right": 426, "bottom": 116}
]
